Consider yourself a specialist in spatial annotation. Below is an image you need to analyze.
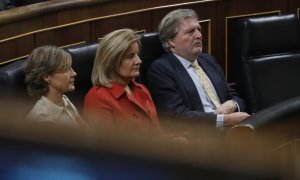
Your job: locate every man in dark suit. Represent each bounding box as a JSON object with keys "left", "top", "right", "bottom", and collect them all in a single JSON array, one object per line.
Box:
[{"left": 147, "top": 9, "right": 249, "bottom": 132}]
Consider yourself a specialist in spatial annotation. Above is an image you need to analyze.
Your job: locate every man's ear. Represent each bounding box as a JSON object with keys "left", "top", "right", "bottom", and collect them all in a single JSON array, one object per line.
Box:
[{"left": 168, "top": 39, "right": 175, "bottom": 48}]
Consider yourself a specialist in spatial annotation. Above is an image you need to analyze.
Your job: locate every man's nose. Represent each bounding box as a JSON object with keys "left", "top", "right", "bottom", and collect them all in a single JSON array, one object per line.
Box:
[{"left": 195, "top": 29, "right": 201, "bottom": 38}]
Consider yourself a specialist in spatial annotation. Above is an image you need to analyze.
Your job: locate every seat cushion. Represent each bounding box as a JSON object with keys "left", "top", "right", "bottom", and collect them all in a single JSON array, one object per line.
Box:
[
  {"left": 233, "top": 14, "right": 300, "bottom": 113},
  {"left": 0, "top": 60, "right": 27, "bottom": 98},
  {"left": 236, "top": 14, "right": 300, "bottom": 58},
  {"left": 65, "top": 42, "right": 98, "bottom": 111},
  {"left": 139, "top": 32, "right": 165, "bottom": 87},
  {"left": 244, "top": 53, "right": 300, "bottom": 111}
]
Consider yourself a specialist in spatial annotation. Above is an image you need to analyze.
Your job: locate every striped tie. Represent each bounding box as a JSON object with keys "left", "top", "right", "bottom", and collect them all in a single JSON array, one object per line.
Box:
[{"left": 191, "top": 61, "right": 220, "bottom": 108}]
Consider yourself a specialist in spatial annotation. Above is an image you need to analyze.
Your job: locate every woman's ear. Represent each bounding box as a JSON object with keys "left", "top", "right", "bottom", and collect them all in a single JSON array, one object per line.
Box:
[{"left": 42, "top": 74, "right": 51, "bottom": 84}]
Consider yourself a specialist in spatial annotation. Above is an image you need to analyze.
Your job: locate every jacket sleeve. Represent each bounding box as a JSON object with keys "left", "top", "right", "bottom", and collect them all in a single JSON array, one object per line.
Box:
[{"left": 203, "top": 54, "right": 246, "bottom": 112}]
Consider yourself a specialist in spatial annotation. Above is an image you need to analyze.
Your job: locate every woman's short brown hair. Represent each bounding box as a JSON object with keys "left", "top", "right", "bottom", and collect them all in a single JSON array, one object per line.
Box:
[{"left": 25, "top": 45, "right": 72, "bottom": 98}]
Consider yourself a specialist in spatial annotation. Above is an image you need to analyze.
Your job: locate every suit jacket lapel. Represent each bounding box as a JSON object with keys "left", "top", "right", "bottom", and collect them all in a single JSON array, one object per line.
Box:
[
  {"left": 168, "top": 54, "right": 204, "bottom": 111},
  {"left": 197, "top": 55, "right": 224, "bottom": 103}
]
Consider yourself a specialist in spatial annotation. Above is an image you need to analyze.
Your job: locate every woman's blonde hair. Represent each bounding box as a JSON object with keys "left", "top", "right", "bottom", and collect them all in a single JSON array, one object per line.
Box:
[{"left": 91, "top": 28, "right": 141, "bottom": 87}]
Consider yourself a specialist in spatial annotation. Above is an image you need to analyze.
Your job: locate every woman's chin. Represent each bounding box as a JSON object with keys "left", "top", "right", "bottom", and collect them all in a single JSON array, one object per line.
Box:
[
  {"left": 133, "top": 72, "right": 140, "bottom": 78},
  {"left": 68, "top": 86, "right": 76, "bottom": 92}
]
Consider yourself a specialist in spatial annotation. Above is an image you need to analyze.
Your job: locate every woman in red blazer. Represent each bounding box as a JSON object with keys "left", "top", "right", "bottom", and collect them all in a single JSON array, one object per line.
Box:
[{"left": 84, "top": 29, "right": 162, "bottom": 134}]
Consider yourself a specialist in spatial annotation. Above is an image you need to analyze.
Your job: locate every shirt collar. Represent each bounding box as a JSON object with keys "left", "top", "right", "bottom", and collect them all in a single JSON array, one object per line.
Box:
[
  {"left": 61, "top": 95, "right": 70, "bottom": 109},
  {"left": 41, "top": 95, "right": 69, "bottom": 109},
  {"left": 108, "top": 80, "right": 141, "bottom": 99},
  {"left": 173, "top": 53, "right": 196, "bottom": 70}
]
